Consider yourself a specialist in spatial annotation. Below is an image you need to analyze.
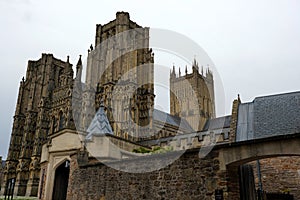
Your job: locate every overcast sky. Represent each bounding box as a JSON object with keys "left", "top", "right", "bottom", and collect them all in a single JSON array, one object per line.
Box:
[{"left": 1, "top": 0, "right": 300, "bottom": 159}]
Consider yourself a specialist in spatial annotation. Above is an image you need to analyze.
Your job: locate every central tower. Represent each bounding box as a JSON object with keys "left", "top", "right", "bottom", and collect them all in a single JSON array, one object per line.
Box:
[
  {"left": 83, "top": 12, "right": 155, "bottom": 141},
  {"left": 170, "top": 60, "right": 215, "bottom": 131}
]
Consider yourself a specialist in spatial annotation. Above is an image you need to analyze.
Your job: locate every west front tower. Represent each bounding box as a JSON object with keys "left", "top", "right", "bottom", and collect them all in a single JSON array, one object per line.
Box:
[
  {"left": 82, "top": 12, "right": 155, "bottom": 141},
  {"left": 2, "top": 54, "right": 75, "bottom": 197}
]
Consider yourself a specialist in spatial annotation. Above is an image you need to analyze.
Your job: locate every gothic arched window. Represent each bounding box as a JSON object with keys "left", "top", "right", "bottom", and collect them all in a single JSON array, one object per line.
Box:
[
  {"left": 58, "top": 68, "right": 64, "bottom": 87},
  {"left": 59, "top": 111, "right": 64, "bottom": 130},
  {"left": 52, "top": 116, "right": 56, "bottom": 134}
]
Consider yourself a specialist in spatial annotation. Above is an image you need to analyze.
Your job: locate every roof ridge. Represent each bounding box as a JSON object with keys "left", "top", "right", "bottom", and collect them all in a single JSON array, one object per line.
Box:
[{"left": 253, "top": 91, "right": 300, "bottom": 101}]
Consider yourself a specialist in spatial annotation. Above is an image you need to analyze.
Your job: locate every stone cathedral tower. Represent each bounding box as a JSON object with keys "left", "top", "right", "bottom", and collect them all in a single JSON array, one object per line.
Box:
[
  {"left": 2, "top": 12, "right": 215, "bottom": 199},
  {"left": 82, "top": 12, "right": 155, "bottom": 141},
  {"left": 170, "top": 59, "right": 215, "bottom": 131},
  {"left": 2, "top": 54, "right": 76, "bottom": 196}
]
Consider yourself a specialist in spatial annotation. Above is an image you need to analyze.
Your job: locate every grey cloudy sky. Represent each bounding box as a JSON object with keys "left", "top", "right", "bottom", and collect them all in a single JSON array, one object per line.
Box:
[{"left": 1, "top": 0, "right": 300, "bottom": 159}]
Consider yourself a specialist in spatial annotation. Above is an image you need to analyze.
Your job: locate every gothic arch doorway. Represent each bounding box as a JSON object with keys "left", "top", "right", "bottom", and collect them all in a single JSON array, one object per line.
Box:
[{"left": 52, "top": 160, "right": 70, "bottom": 200}]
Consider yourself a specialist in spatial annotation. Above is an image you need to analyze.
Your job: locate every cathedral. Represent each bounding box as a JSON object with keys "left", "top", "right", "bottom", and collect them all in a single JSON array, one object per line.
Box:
[{"left": 1, "top": 12, "right": 216, "bottom": 198}]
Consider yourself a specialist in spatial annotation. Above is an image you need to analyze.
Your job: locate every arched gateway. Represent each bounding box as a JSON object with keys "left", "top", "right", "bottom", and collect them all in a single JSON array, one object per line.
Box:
[{"left": 52, "top": 160, "right": 70, "bottom": 200}]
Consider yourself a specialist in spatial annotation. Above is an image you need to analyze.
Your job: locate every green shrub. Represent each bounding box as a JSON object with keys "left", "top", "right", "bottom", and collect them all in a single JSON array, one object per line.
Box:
[{"left": 133, "top": 146, "right": 173, "bottom": 154}]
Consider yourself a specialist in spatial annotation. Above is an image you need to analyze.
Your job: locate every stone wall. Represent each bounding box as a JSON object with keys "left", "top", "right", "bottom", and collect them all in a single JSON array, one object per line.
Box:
[
  {"left": 250, "top": 156, "right": 300, "bottom": 199},
  {"left": 63, "top": 141, "right": 300, "bottom": 200},
  {"left": 229, "top": 97, "right": 240, "bottom": 142},
  {"left": 67, "top": 149, "right": 228, "bottom": 200}
]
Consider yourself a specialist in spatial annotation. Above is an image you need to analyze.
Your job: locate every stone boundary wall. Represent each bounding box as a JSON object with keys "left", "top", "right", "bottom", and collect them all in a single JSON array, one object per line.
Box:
[
  {"left": 250, "top": 156, "right": 300, "bottom": 199},
  {"left": 67, "top": 149, "right": 228, "bottom": 200}
]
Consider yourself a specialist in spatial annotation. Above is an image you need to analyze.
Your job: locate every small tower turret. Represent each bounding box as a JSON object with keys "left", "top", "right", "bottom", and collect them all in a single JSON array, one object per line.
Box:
[
  {"left": 65, "top": 55, "right": 73, "bottom": 75},
  {"left": 192, "top": 58, "right": 199, "bottom": 73},
  {"left": 76, "top": 55, "right": 82, "bottom": 77},
  {"left": 170, "top": 64, "right": 176, "bottom": 79}
]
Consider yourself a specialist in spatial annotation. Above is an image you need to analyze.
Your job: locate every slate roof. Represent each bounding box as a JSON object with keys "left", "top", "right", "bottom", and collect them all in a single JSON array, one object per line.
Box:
[
  {"left": 86, "top": 107, "right": 226, "bottom": 138},
  {"left": 86, "top": 107, "right": 194, "bottom": 140},
  {"left": 236, "top": 91, "right": 300, "bottom": 141},
  {"left": 153, "top": 109, "right": 194, "bottom": 131},
  {"left": 202, "top": 115, "right": 231, "bottom": 131}
]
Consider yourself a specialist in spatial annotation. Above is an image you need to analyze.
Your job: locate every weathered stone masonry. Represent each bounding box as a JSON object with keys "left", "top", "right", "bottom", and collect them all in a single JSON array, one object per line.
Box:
[
  {"left": 250, "top": 156, "right": 300, "bottom": 199},
  {"left": 67, "top": 149, "right": 228, "bottom": 200}
]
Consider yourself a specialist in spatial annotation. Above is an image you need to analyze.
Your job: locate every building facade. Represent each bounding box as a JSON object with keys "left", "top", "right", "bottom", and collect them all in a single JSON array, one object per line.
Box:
[
  {"left": 2, "top": 12, "right": 216, "bottom": 198},
  {"left": 81, "top": 12, "right": 155, "bottom": 142},
  {"left": 2, "top": 54, "right": 76, "bottom": 196}
]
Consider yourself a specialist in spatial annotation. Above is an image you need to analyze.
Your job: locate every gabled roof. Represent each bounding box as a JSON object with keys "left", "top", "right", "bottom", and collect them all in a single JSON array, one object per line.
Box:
[
  {"left": 86, "top": 105, "right": 113, "bottom": 140},
  {"left": 236, "top": 91, "right": 300, "bottom": 141},
  {"left": 153, "top": 109, "right": 194, "bottom": 131}
]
